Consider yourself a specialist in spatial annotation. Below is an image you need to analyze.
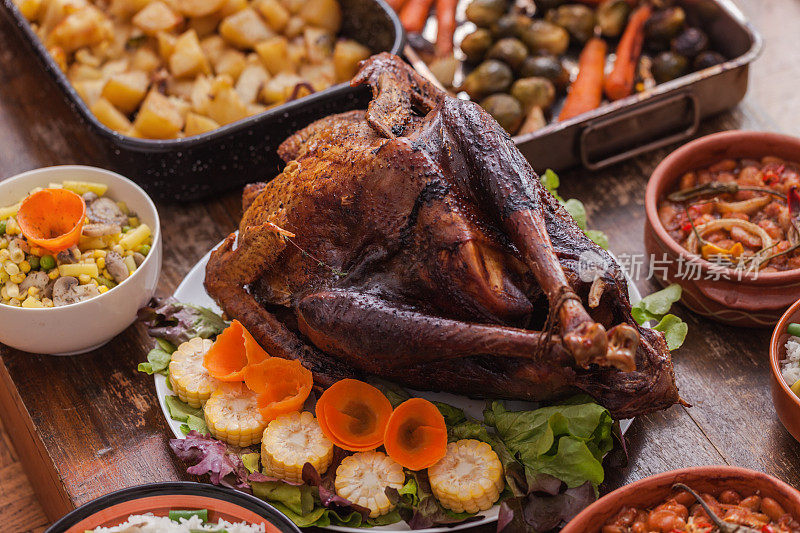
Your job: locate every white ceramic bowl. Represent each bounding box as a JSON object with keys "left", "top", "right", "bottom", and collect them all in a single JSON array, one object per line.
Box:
[{"left": 0, "top": 166, "right": 161, "bottom": 355}]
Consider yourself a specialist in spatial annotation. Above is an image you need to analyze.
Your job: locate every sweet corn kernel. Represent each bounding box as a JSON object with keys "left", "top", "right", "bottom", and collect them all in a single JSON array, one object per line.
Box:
[
  {"left": 93, "top": 250, "right": 106, "bottom": 259},
  {"left": 4, "top": 262, "right": 19, "bottom": 276},
  {"left": 0, "top": 238, "right": 7, "bottom": 249},
  {"left": 41, "top": 297, "right": 54, "bottom": 307},
  {"left": 97, "top": 257, "right": 105, "bottom": 270},
  {"left": 8, "top": 298, "right": 21, "bottom": 307},
  {"left": 22, "top": 296, "right": 44, "bottom": 308},
  {"left": 48, "top": 269, "right": 60, "bottom": 280},
  {"left": 27, "top": 286, "right": 40, "bottom": 296},
  {"left": 9, "top": 248, "right": 25, "bottom": 263},
  {"left": 0, "top": 271, "right": 8, "bottom": 284},
  {"left": 5, "top": 282, "right": 19, "bottom": 299},
  {"left": 19, "top": 260, "right": 31, "bottom": 273},
  {"left": 78, "top": 274, "right": 92, "bottom": 284},
  {"left": 98, "top": 285, "right": 109, "bottom": 294},
  {"left": 0, "top": 249, "right": 9, "bottom": 261},
  {"left": 10, "top": 273, "right": 25, "bottom": 284},
  {"left": 5, "top": 218, "right": 19, "bottom": 235}
]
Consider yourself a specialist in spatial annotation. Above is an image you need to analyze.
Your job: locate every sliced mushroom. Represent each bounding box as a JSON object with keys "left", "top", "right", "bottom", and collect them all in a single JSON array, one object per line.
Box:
[
  {"left": 52, "top": 276, "right": 100, "bottom": 306},
  {"left": 132, "top": 252, "right": 146, "bottom": 267},
  {"left": 82, "top": 191, "right": 99, "bottom": 203},
  {"left": 19, "top": 271, "right": 48, "bottom": 294},
  {"left": 105, "top": 251, "right": 130, "bottom": 284},
  {"left": 82, "top": 223, "right": 121, "bottom": 237},
  {"left": 86, "top": 197, "right": 127, "bottom": 226},
  {"left": 57, "top": 245, "right": 80, "bottom": 264},
  {"left": 43, "top": 278, "right": 55, "bottom": 299}
]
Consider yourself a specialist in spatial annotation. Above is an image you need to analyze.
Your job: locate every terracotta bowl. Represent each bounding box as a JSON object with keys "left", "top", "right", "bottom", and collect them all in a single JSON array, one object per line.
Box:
[
  {"left": 645, "top": 130, "right": 800, "bottom": 327},
  {"left": 769, "top": 298, "right": 800, "bottom": 443},
  {"left": 46, "top": 482, "right": 300, "bottom": 533},
  {"left": 562, "top": 466, "right": 800, "bottom": 533}
]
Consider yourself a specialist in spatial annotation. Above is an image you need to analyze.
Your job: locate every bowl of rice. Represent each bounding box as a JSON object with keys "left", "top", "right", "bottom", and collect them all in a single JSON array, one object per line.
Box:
[
  {"left": 770, "top": 298, "right": 800, "bottom": 443},
  {"left": 45, "top": 482, "right": 300, "bottom": 533}
]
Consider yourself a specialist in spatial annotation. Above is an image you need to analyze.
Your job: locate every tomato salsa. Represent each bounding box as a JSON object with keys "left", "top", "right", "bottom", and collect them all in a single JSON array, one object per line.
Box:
[
  {"left": 658, "top": 156, "right": 800, "bottom": 272},
  {"left": 602, "top": 486, "right": 800, "bottom": 532}
]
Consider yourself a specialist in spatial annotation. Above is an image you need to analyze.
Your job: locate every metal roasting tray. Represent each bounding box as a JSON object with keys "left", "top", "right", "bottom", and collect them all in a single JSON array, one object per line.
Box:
[
  {"left": 424, "top": 0, "right": 762, "bottom": 172},
  {"left": 1, "top": 0, "right": 403, "bottom": 201}
]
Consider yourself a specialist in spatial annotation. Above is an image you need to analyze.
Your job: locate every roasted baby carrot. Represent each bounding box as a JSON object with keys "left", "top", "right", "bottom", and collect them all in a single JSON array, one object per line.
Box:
[
  {"left": 435, "top": 0, "right": 458, "bottom": 56},
  {"left": 15, "top": 188, "right": 85, "bottom": 253},
  {"left": 203, "top": 319, "right": 268, "bottom": 381},
  {"left": 315, "top": 379, "right": 394, "bottom": 451},
  {"left": 385, "top": 0, "right": 409, "bottom": 12},
  {"left": 604, "top": 4, "right": 651, "bottom": 101},
  {"left": 383, "top": 397, "right": 447, "bottom": 470},
  {"left": 558, "top": 37, "right": 607, "bottom": 121},
  {"left": 399, "top": 0, "right": 436, "bottom": 34},
  {"left": 244, "top": 357, "right": 312, "bottom": 420}
]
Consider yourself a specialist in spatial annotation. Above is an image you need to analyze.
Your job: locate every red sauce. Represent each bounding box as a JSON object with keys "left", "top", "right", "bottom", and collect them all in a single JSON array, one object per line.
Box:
[
  {"left": 601, "top": 487, "right": 800, "bottom": 533},
  {"left": 658, "top": 156, "right": 800, "bottom": 272}
]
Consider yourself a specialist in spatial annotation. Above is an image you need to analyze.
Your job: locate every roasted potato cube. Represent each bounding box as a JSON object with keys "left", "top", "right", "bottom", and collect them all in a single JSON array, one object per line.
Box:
[
  {"left": 218, "top": 0, "right": 246, "bottom": 16},
  {"left": 47, "top": 5, "right": 114, "bottom": 53},
  {"left": 247, "top": 102, "right": 267, "bottom": 115},
  {"left": 190, "top": 74, "right": 213, "bottom": 112},
  {"left": 299, "top": 61, "right": 334, "bottom": 90},
  {"left": 174, "top": 0, "right": 225, "bottom": 17},
  {"left": 18, "top": 0, "right": 43, "bottom": 21},
  {"left": 200, "top": 34, "right": 226, "bottom": 63},
  {"left": 132, "top": 1, "right": 183, "bottom": 35},
  {"left": 100, "top": 57, "right": 129, "bottom": 78},
  {"left": 287, "top": 39, "right": 306, "bottom": 65},
  {"left": 219, "top": 8, "right": 273, "bottom": 49},
  {"left": 68, "top": 62, "right": 103, "bottom": 82},
  {"left": 167, "top": 77, "right": 195, "bottom": 98},
  {"left": 184, "top": 112, "right": 220, "bottom": 135},
  {"left": 259, "top": 71, "right": 302, "bottom": 104},
  {"left": 39, "top": 0, "right": 88, "bottom": 35},
  {"left": 282, "top": 15, "right": 305, "bottom": 38},
  {"left": 73, "top": 78, "right": 105, "bottom": 105},
  {"left": 255, "top": 36, "right": 293, "bottom": 75},
  {"left": 280, "top": 0, "right": 304, "bottom": 15},
  {"left": 133, "top": 90, "right": 184, "bottom": 138},
  {"left": 74, "top": 48, "right": 101, "bottom": 67},
  {"left": 253, "top": 0, "right": 289, "bottom": 32},
  {"left": 235, "top": 63, "right": 269, "bottom": 103},
  {"left": 101, "top": 70, "right": 149, "bottom": 113},
  {"left": 156, "top": 31, "right": 177, "bottom": 60},
  {"left": 299, "top": 0, "right": 340, "bottom": 34},
  {"left": 48, "top": 45, "right": 68, "bottom": 71},
  {"left": 214, "top": 48, "right": 246, "bottom": 79},
  {"left": 131, "top": 46, "right": 162, "bottom": 72},
  {"left": 91, "top": 97, "right": 133, "bottom": 132},
  {"left": 333, "top": 39, "right": 370, "bottom": 82},
  {"left": 205, "top": 77, "right": 249, "bottom": 124},
  {"left": 108, "top": 0, "right": 149, "bottom": 19},
  {"left": 304, "top": 27, "right": 333, "bottom": 64},
  {"left": 169, "top": 95, "right": 192, "bottom": 119},
  {"left": 189, "top": 14, "right": 221, "bottom": 37},
  {"left": 169, "top": 29, "right": 211, "bottom": 77}
]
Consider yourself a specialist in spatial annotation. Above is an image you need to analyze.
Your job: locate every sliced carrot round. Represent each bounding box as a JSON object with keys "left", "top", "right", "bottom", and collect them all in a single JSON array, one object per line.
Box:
[
  {"left": 315, "top": 379, "right": 393, "bottom": 452},
  {"left": 203, "top": 320, "right": 250, "bottom": 381},
  {"left": 16, "top": 188, "right": 85, "bottom": 253},
  {"left": 244, "top": 357, "right": 312, "bottom": 421},
  {"left": 384, "top": 397, "right": 447, "bottom": 471}
]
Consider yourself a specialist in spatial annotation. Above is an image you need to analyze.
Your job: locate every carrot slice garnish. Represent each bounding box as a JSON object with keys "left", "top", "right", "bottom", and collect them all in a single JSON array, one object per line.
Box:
[
  {"left": 203, "top": 319, "right": 267, "bottom": 381},
  {"left": 384, "top": 398, "right": 447, "bottom": 470},
  {"left": 244, "top": 357, "right": 312, "bottom": 421},
  {"left": 16, "top": 188, "right": 85, "bottom": 253},
  {"left": 315, "top": 379, "right": 393, "bottom": 452}
]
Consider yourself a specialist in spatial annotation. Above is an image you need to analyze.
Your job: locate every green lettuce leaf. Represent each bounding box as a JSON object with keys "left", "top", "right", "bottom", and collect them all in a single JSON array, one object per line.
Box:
[
  {"left": 540, "top": 170, "right": 609, "bottom": 250},
  {"left": 654, "top": 314, "right": 688, "bottom": 351},
  {"left": 484, "top": 399, "right": 613, "bottom": 489},
  {"left": 631, "top": 284, "right": 687, "bottom": 350},
  {"left": 241, "top": 452, "right": 261, "bottom": 474},
  {"left": 137, "top": 347, "right": 171, "bottom": 375},
  {"left": 165, "top": 395, "right": 209, "bottom": 435}
]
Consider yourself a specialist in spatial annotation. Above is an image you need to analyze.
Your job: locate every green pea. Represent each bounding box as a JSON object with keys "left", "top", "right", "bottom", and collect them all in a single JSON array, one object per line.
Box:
[
  {"left": 122, "top": 225, "right": 132, "bottom": 233},
  {"left": 0, "top": 220, "right": 6, "bottom": 235},
  {"left": 40, "top": 255, "right": 55, "bottom": 271},
  {"left": 27, "top": 255, "right": 40, "bottom": 270},
  {"left": 138, "top": 244, "right": 151, "bottom": 256}
]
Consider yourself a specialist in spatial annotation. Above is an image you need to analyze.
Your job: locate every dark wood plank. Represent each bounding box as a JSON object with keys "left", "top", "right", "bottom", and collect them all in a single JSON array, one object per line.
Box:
[{"left": 1, "top": 0, "right": 800, "bottom": 528}]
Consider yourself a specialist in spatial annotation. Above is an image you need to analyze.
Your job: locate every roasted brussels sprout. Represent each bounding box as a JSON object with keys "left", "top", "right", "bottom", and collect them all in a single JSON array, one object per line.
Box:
[
  {"left": 480, "top": 93, "right": 523, "bottom": 134},
  {"left": 460, "top": 28, "right": 494, "bottom": 63},
  {"left": 487, "top": 38, "right": 528, "bottom": 69},
  {"left": 491, "top": 13, "right": 530, "bottom": 38},
  {"left": 510, "top": 77, "right": 555, "bottom": 111},
  {"left": 517, "top": 55, "right": 569, "bottom": 91},
  {"left": 597, "top": 0, "right": 630, "bottom": 37},
  {"left": 646, "top": 7, "right": 686, "bottom": 43},
  {"left": 546, "top": 4, "right": 596, "bottom": 43},
  {"left": 671, "top": 27, "right": 708, "bottom": 58},
  {"left": 652, "top": 51, "right": 689, "bottom": 83},
  {"left": 534, "top": 0, "right": 564, "bottom": 11},
  {"left": 465, "top": 0, "right": 506, "bottom": 28},
  {"left": 462, "top": 60, "right": 514, "bottom": 99},
  {"left": 429, "top": 56, "right": 459, "bottom": 88},
  {"left": 519, "top": 20, "right": 569, "bottom": 56},
  {"left": 693, "top": 50, "right": 726, "bottom": 70}
]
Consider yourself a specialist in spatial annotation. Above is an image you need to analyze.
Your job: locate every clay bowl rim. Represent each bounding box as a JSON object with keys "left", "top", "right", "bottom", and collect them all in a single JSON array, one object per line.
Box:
[
  {"left": 561, "top": 465, "right": 800, "bottom": 533},
  {"left": 645, "top": 129, "right": 800, "bottom": 285},
  {"left": 769, "top": 297, "right": 800, "bottom": 416}
]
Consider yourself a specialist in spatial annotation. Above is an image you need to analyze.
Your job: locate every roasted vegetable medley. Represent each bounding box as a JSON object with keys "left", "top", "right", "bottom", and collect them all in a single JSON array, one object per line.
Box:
[
  {"left": 0, "top": 180, "right": 152, "bottom": 307},
  {"left": 13, "top": 0, "right": 371, "bottom": 139},
  {"left": 659, "top": 156, "right": 800, "bottom": 272},
  {"left": 448, "top": 0, "right": 729, "bottom": 135}
]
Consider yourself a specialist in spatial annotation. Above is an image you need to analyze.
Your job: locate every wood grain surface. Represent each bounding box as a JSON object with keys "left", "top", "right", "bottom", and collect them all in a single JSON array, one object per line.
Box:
[{"left": 1, "top": 0, "right": 799, "bottom": 530}]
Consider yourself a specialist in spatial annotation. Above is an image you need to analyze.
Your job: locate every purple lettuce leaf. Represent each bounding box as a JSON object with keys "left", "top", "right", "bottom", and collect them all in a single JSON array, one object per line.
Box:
[
  {"left": 497, "top": 482, "right": 596, "bottom": 532},
  {"left": 138, "top": 297, "right": 227, "bottom": 346},
  {"left": 169, "top": 431, "right": 250, "bottom": 490}
]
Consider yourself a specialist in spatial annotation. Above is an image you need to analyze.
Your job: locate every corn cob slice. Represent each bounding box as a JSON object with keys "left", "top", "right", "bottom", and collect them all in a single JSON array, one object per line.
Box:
[
  {"left": 428, "top": 439, "right": 504, "bottom": 514},
  {"left": 204, "top": 382, "right": 267, "bottom": 447},
  {"left": 335, "top": 451, "right": 405, "bottom": 518},
  {"left": 261, "top": 411, "right": 334, "bottom": 483},
  {"left": 169, "top": 336, "right": 218, "bottom": 408}
]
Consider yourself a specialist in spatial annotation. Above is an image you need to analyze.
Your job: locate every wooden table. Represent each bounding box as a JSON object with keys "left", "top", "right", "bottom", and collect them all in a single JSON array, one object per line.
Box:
[{"left": 1, "top": 0, "right": 799, "bottom": 528}]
